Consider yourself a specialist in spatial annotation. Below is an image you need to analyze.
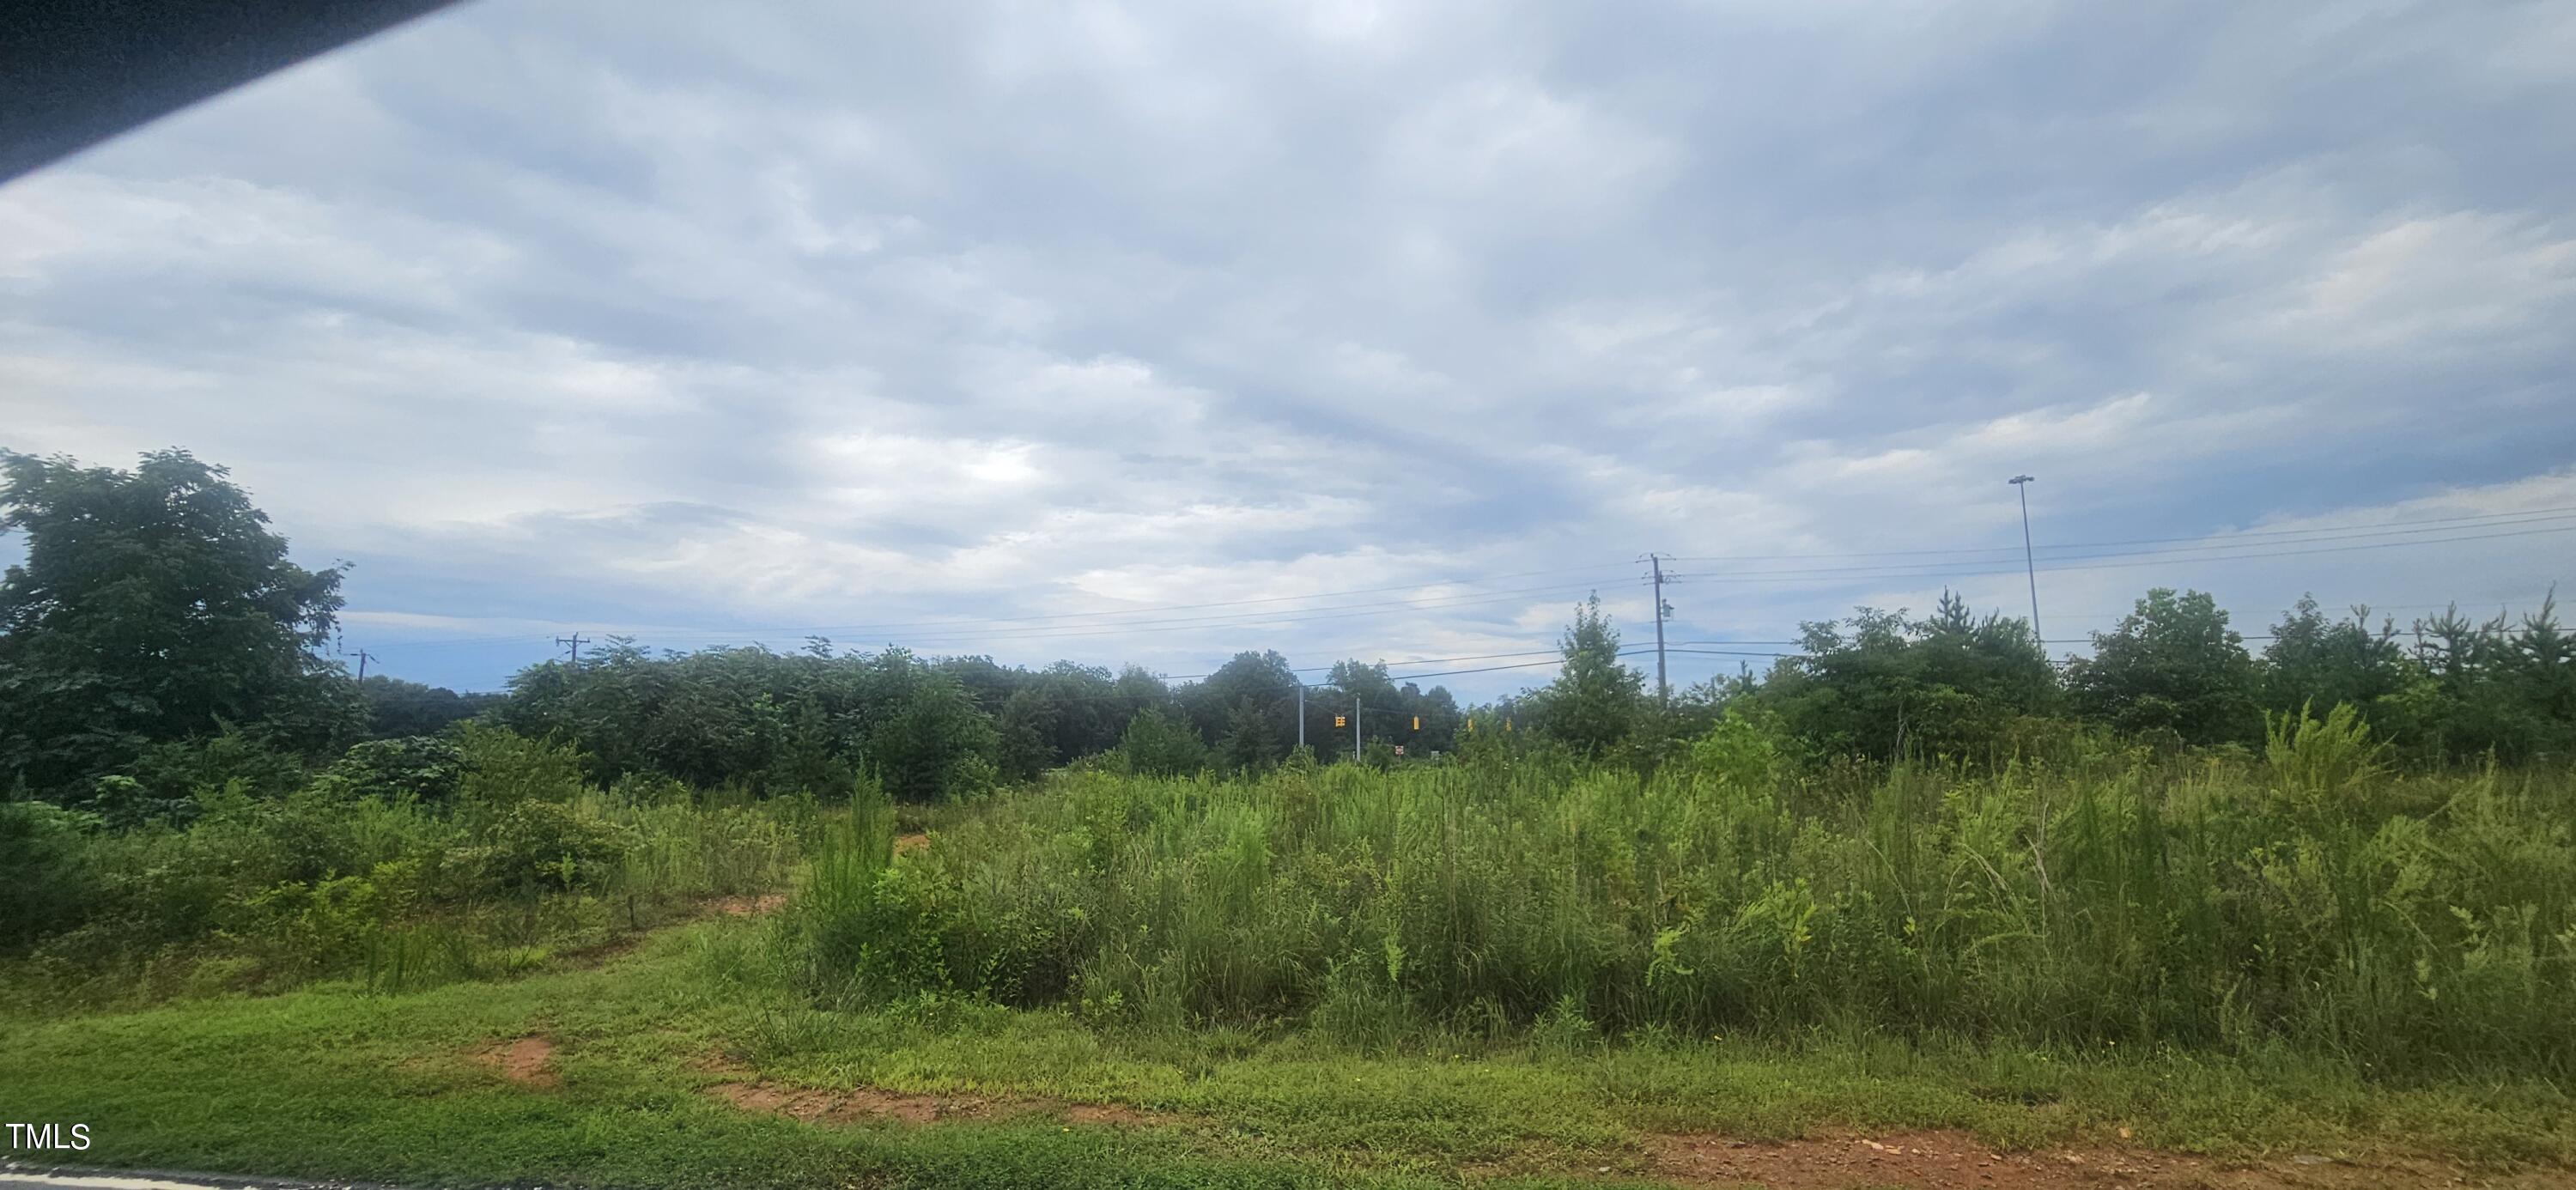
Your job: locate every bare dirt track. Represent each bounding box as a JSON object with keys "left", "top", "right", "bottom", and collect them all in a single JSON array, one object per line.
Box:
[{"left": 466, "top": 1035, "right": 556, "bottom": 1088}]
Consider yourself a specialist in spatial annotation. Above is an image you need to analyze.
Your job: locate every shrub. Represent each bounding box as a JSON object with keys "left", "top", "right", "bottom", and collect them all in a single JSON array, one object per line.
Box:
[
  {"left": 0, "top": 801, "right": 100, "bottom": 950},
  {"left": 454, "top": 723, "right": 586, "bottom": 809},
  {"left": 2265, "top": 701, "right": 2391, "bottom": 815},
  {"left": 451, "top": 799, "right": 632, "bottom": 895},
  {"left": 312, "top": 736, "right": 467, "bottom": 803}
]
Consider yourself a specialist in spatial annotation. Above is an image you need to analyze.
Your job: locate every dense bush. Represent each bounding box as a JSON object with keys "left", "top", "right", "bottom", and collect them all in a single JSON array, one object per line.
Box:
[
  {"left": 498, "top": 641, "right": 997, "bottom": 801},
  {"left": 781, "top": 708, "right": 2576, "bottom": 1078},
  {"left": 0, "top": 727, "right": 804, "bottom": 1008}
]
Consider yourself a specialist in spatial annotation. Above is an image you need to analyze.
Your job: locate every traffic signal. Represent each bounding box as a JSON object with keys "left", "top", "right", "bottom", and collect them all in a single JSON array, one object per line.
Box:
[
  {"left": 1411, "top": 715, "right": 1420, "bottom": 731},
  {"left": 1334, "top": 714, "right": 1346, "bottom": 728}
]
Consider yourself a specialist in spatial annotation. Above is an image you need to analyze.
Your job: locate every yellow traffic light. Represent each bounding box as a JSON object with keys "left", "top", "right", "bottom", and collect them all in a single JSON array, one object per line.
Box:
[
  {"left": 1411, "top": 715, "right": 1421, "bottom": 731},
  {"left": 1334, "top": 714, "right": 1346, "bottom": 728}
]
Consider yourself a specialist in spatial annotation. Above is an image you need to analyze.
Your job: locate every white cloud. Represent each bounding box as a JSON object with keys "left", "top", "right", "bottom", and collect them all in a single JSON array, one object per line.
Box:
[{"left": 3, "top": 0, "right": 2571, "bottom": 695}]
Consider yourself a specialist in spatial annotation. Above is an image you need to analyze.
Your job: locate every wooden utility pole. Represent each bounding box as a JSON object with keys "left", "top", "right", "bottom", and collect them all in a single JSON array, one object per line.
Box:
[{"left": 1643, "top": 553, "right": 1672, "bottom": 706}]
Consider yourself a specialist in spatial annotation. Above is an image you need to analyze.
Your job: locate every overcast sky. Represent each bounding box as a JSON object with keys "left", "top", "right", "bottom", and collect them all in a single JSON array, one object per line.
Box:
[{"left": 4, "top": 0, "right": 2573, "bottom": 695}]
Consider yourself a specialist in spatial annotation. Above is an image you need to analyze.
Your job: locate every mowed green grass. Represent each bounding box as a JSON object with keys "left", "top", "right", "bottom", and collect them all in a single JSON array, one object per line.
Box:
[{"left": 8, "top": 914, "right": 2574, "bottom": 1189}]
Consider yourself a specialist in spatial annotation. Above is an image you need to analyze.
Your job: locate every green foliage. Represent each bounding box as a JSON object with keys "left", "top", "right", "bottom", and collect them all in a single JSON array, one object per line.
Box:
[
  {"left": 1685, "top": 706, "right": 1791, "bottom": 791},
  {"left": 2068, "top": 587, "right": 2259, "bottom": 745},
  {"left": 452, "top": 799, "right": 634, "bottom": 895},
  {"left": 0, "top": 801, "right": 100, "bottom": 950},
  {"left": 781, "top": 757, "right": 2576, "bottom": 1080},
  {"left": 1216, "top": 696, "right": 1285, "bottom": 773},
  {"left": 313, "top": 736, "right": 468, "bottom": 803},
  {"left": 1115, "top": 707, "right": 1208, "bottom": 778},
  {"left": 2261, "top": 596, "right": 2411, "bottom": 717},
  {"left": 9, "top": 932, "right": 2576, "bottom": 1188},
  {"left": 454, "top": 722, "right": 587, "bottom": 808},
  {"left": 2387, "top": 596, "right": 2576, "bottom": 764},
  {"left": 0, "top": 449, "right": 361, "bottom": 798},
  {"left": 500, "top": 641, "right": 997, "bottom": 802},
  {"left": 1188, "top": 650, "right": 1299, "bottom": 750},
  {"left": 1526, "top": 593, "right": 1644, "bottom": 756},
  {"left": 0, "top": 726, "right": 802, "bottom": 1006},
  {"left": 2265, "top": 701, "right": 2392, "bottom": 814},
  {"left": 1751, "top": 592, "right": 2055, "bottom": 762}
]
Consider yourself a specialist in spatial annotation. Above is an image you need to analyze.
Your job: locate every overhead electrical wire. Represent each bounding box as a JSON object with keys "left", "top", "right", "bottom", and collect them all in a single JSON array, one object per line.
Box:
[
  {"left": 1667, "top": 504, "right": 2576, "bottom": 562},
  {"left": 1669, "top": 521, "right": 2576, "bottom": 584},
  {"left": 364, "top": 571, "right": 1638, "bottom": 651}
]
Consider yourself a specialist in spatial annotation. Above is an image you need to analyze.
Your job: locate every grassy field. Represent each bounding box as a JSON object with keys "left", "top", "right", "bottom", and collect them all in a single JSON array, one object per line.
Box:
[
  {"left": 9, "top": 908, "right": 2575, "bottom": 1189},
  {"left": 9, "top": 722, "right": 2576, "bottom": 1187}
]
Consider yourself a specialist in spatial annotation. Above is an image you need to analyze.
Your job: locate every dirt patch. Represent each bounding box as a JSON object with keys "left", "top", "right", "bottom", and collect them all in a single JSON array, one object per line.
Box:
[
  {"left": 714, "top": 893, "right": 788, "bottom": 917},
  {"left": 708, "top": 1080, "right": 1047, "bottom": 1126},
  {"left": 707, "top": 1078, "right": 1176, "bottom": 1130},
  {"left": 894, "top": 832, "right": 929, "bottom": 856},
  {"left": 469, "top": 1035, "right": 559, "bottom": 1089},
  {"left": 1647, "top": 1128, "right": 2555, "bottom": 1189}
]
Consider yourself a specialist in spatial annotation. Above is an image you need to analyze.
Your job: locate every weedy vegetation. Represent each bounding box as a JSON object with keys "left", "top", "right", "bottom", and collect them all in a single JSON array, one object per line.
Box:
[{"left": 772, "top": 710, "right": 2575, "bottom": 1083}]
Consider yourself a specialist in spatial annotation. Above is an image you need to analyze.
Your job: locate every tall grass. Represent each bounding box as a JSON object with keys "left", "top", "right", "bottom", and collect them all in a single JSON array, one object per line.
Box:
[{"left": 785, "top": 714, "right": 2576, "bottom": 1079}]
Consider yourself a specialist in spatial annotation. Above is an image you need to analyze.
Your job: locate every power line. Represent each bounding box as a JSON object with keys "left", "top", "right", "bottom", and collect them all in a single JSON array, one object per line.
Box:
[
  {"left": 675, "top": 561, "right": 1637, "bottom": 638},
  {"left": 1667, "top": 512, "right": 2576, "bottom": 579},
  {"left": 1667, "top": 504, "right": 2576, "bottom": 563},
  {"left": 361, "top": 574, "right": 1634, "bottom": 652},
  {"left": 1669, "top": 521, "right": 2576, "bottom": 585}
]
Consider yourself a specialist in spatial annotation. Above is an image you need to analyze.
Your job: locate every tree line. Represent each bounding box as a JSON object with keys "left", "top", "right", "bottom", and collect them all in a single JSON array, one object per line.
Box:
[{"left": 4, "top": 450, "right": 2570, "bottom": 818}]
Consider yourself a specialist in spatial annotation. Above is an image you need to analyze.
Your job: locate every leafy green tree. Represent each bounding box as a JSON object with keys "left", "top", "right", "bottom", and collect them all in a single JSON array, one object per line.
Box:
[
  {"left": 857, "top": 649, "right": 999, "bottom": 800},
  {"left": 1528, "top": 594, "right": 1644, "bottom": 756},
  {"left": 2067, "top": 588, "right": 2258, "bottom": 745},
  {"left": 498, "top": 640, "right": 997, "bottom": 801},
  {"left": 993, "top": 687, "right": 1057, "bottom": 781},
  {"left": 0, "top": 450, "right": 359, "bottom": 798},
  {"left": 2388, "top": 597, "right": 2576, "bottom": 763},
  {"left": 1751, "top": 592, "right": 2053, "bottom": 762},
  {"left": 1187, "top": 650, "right": 1298, "bottom": 752},
  {"left": 2259, "top": 596, "right": 2412, "bottom": 717},
  {"left": 1117, "top": 707, "right": 1207, "bottom": 777},
  {"left": 1216, "top": 696, "right": 1284, "bottom": 772}
]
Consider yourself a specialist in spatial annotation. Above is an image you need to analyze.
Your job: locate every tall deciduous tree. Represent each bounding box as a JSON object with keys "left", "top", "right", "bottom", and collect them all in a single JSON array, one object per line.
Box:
[
  {"left": 2067, "top": 587, "right": 2257, "bottom": 745},
  {"left": 1753, "top": 592, "right": 2053, "bottom": 762},
  {"left": 0, "top": 450, "right": 358, "bottom": 797},
  {"left": 1532, "top": 593, "right": 1643, "bottom": 756}
]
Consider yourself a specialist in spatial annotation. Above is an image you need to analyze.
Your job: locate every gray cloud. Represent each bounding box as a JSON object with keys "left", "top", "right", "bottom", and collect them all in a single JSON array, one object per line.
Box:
[{"left": 3, "top": 0, "right": 2572, "bottom": 692}]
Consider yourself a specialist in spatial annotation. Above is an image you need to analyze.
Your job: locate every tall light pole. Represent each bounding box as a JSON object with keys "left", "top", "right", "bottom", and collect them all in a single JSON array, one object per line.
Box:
[{"left": 2008, "top": 474, "right": 2041, "bottom": 645}]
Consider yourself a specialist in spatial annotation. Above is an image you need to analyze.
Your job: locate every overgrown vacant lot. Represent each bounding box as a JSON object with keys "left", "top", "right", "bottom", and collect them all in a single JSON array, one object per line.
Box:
[{"left": 9, "top": 726, "right": 2576, "bottom": 1187}]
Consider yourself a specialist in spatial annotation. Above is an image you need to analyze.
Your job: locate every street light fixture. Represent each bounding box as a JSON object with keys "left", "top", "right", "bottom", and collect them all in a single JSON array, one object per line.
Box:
[{"left": 2008, "top": 475, "right": 2041, "bottom": 645}]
